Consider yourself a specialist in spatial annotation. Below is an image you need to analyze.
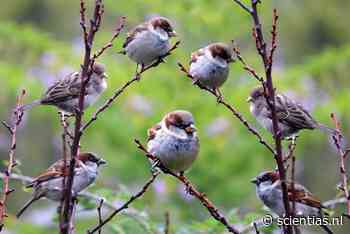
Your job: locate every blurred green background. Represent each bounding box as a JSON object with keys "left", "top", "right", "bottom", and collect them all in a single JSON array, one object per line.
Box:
[{"left": 0, "top": 0, "right": 349, "bottom": 233}]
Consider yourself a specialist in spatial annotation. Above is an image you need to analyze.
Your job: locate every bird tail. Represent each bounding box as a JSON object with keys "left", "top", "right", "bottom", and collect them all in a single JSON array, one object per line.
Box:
[
  {"left": 320, "top": 224, "right": 333, "bottom": 234},
  {"left": 19, "top": 100, "right": 41, "bottom": 112},
  {"left": 16, "top": 196, "right": 40, "bottom": 218}
]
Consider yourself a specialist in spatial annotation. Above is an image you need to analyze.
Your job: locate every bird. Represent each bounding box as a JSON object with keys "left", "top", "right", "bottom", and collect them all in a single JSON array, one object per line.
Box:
[
  {"left": 16, "top": 152, "right": 106, "bottom": 218},
  {"left": 247, "top": 86, "right": 338, "bottom": 139},
  {"left": 147, "top": 110, "right": 199, "bottom": 174},
  {"left": 251, "top": 170, "right": 333, "bottom": 234},
  {"left": 121, "top": 16, "right": 177, "bottom": 73},
  {"left": 189, "top": 42, "right": 234, "bottom": 101},
  {"left": 21, "top": 63, "right": 108, "bottom": 114}
]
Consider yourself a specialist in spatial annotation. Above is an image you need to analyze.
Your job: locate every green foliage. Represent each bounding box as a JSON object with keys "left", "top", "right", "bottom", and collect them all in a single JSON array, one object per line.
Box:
[{"left": 1, "top": 0, "right": 350, "bottom": 233}]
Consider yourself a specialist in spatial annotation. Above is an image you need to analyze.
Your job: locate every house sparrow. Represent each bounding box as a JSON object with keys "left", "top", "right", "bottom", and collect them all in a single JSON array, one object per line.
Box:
[
  {"left": 147, "top": 110, "right": 199, "bottom": 174},
  {"left": 122, "top": 17, "right": 177, "bottom": 70},
  {"left": 21, "top": 63, "right": 108, "bottom": 114},
  {"left": 251, "top": 171, "right": 333, "bottom": 234},
  {"left": 16, "top": 152, "right": 106, "bottom": 218},
  {"left": 189, "top": 43, "right": 234, "bottom": 100},
  {"left": 247, "top": 86, "right": 337, "bottom": 139}
]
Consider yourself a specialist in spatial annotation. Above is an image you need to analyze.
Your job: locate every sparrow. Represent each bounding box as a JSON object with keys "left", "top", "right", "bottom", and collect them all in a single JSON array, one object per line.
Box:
[
  {"left": 122, "top": 17, "right": 177, "bottom": 70},
  {"left": 247, "top": 86, "right": 337, "bottom": 139},
  {"left": 251, "top": 171, "right": 333, "bottom": 234},
  {"left": 16, "top": 152, "right": 106, "bottom": 218},
  {"left": 147, "top": 110, "right": 199, "bottom": 174},
  {"left": 189, "top": 43, "right": 234, "bottom": 100},
  {"left": 22, "top": 63, "right": 108, "bottom": 114}
]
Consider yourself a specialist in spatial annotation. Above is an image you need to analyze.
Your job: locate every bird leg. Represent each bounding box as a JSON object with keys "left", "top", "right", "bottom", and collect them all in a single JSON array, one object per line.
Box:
[{"left": 215, "top": 88, "right": 224, "bottom": 103}]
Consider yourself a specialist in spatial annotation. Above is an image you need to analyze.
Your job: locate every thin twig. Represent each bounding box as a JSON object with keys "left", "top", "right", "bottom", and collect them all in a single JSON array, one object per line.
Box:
[
  {"left": 0, "top": 89, "right": 25, "bottom": 231},
  {"left": 134, "top": 139, "right": 241, "bottom": 234},
  {"left": 178, "top": 62, "right": 276, "bottom": 156},
  {"left": 232, "top": 43, "right": 264, "bottom": 83},
  {"left": 253, "top": 222, "right": 260, "bottom": 234},
  {"left": 331, "top": 113, "right": 350, "bottom": 218},
  {"left": 97, "top": 199, "right": 104, "bottom": 234},
  {"left": 164, "top": 211, "right": 170, "bottom": 234},
  {"left": 59, "top": 112, "right": 70, "bottom": 229},
  {"left": 232, "top": 0, "right": 253, "bottom": 14},
  {"left": 87, "top": 172, "right": 160, "bottom": 234},
  {"left": 82, "top": 41, "right": 180, "bottom": 132},
  {"left": 92, "top": 16, "right": 126, "bottom": 61}
]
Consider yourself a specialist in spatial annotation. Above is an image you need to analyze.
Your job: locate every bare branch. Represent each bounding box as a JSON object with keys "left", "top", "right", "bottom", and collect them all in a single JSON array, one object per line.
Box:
[
  {"left": 232, "top": 0, "right": 253, "bottom": 14},
  {"left": 82, "top": 41, "right": 180, "bottom": 132},
  {"left": 97, "top": 199, "right": 104, "bottom": 234},
  {"left": 231, "top": 1, "right": 292, "bottom": 233},
  {"left": 92, "top": 16, "right": 126, "bottom": 61},
  {"left": 134, "top": 139, "right": 241, "bottom": 234},
  {"left": 232, "top": 43, "right": 264, "bottom": 83},
  {"left": 87, "top": 172, "right": 160, "bottom": 234},
  {"left": 178, "top": 62, "right": 276, "bottom": 156},
  {"left": 164, "top": 211, "right": 170, "bottom": 234},
  {"left": 61, "top": 1, "right": 106, "bottom": 233},
  {"left": 0, "top": 90, "right": 26, "bottom": 231},
  {"left": 330, "top": 113, "right": 350, "bottom": 218}
]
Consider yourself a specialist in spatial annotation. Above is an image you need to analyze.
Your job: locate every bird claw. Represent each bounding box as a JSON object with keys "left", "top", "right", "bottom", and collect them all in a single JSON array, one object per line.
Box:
[
  {"left": 214, "top": 89, "right": 223, "bottom": 103},
  {"left": 192, "top": 78, "right": 199, "bottom": 85},
  {"left": 150, "top": 159, "right": 161, "bottom": 174}
]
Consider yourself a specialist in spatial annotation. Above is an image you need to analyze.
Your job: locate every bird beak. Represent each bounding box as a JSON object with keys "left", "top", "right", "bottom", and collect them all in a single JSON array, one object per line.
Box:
[
  {"left": 169, "top": 31, "right": 177, "bottom": 37},
  {"left": 247, "top": 97, "right": 253, "bottom": 103},
  {"left": 97, "top": 158, "right": 107, "bottom": 166},
  {"left": 103, "top": 73, "right": 109, "bottom": 79},
  {"left": 250, "top": 178, "right": 258, "bottom": 184},
  {"left": 185, "top": 124, "right": 196, "bottom": 134}
]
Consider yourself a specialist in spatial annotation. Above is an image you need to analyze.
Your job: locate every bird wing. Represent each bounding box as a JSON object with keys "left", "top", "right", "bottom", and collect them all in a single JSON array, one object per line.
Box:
[
  {"left": 41, "top": 72, "right": 83, "bottom": 105},
  {"left": 273, "top": 94, "right": 316, "bottom": 130},
  {"left": 122, "top": 23, "right": 149, "bottom": 49},
  {"left": 26, "top": 159, "right": 81, "bottom": 188},
  {"left": 147, "top": 123, "right": 162, "bottom": 141},
  {"left": 190, "top": 48, "right": 205, "bottom": 65},
  {"left": 286, "top": 181, "right": 323, "bottom": 209}
]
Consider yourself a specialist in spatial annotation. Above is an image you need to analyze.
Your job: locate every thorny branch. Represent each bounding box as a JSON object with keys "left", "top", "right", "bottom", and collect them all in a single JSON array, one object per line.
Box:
[
  {"left": 0, "top": 90, "right": 25, "bottom": 231},
  {"left": 134, "top": 139, "right": 241, "bottom": 234},
  {"left": 87, "top": 172, "right": 160, "bottom": 234},
  {"left": 82, "top": 41, "right": 180, "bottom": 132},
  {"left": 331, "top": 113, "right": 350, "bottom": 218},
  {"left": 178, "top": 62, "right": 276, "bottom": 156}
]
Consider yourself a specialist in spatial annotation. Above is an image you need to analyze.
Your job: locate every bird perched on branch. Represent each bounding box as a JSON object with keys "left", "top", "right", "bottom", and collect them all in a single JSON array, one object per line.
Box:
[
  {"left": 247, "top": 86, "right": 338, "bottom": 139},
  {"left": 21, "top": 63, "right": 108, "bottom": 114},
  {"left": 189, "top": 42, "right": 234, "bottom": 101},
  {"left": 147, "top": 110, "right": 199, "bottom": 174},
  {"left": 251, "top": 170, "right": 333, "bottom": 234},
  {"left": 121, "top": 17, "right": 177, "bottom": 73},
  {"left": 16, "top": 152, "right": 106, "bottom": 218}
]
